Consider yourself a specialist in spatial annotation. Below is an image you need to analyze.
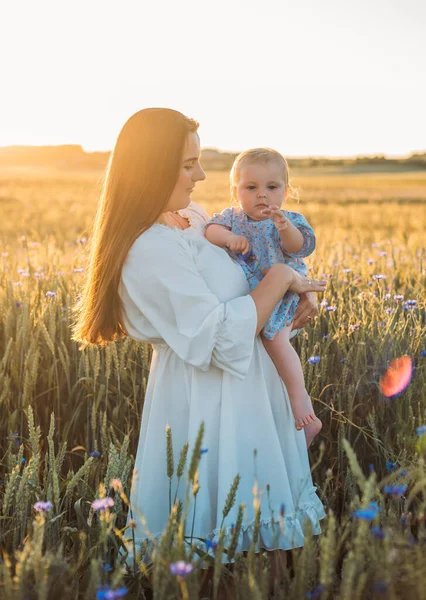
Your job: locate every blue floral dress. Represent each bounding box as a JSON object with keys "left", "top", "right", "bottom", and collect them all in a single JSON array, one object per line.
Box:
[{"left": 207, "top": 207, "right": 316, "bottom": 339}]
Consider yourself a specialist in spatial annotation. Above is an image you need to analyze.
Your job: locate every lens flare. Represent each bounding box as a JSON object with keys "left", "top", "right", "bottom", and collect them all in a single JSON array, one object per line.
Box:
[{"left": 380, "top": 356, "right": 413, "bottom": 398}]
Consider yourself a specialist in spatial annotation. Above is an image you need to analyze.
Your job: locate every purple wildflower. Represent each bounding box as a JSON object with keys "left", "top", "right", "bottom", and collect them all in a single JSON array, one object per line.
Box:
[
  {"left": 34, "top": 501, "right": 53, "bottom": 512},
  {"left": 73, "top": 267, "right": 84, "bottom": 273},
  {"left": 169, "top": 561, "right": 194, "bottom": 577},
  {"left": 205, "top": 540, "right": 218, "bottom": 550},
  {"left": 352, "top": 502, "right": 381, "bottom": 521},
  {"left": 384, "top": 308, "right": 394, "bottom": 314},
  {"left": 394, "top": 294, "right": 404, "bottom": 301},
  {"left": 96, "top": 587, "right": 127, "bottom": 599},
  {"left": 386, "top": 461, "right": 397, "bottom": 472},
  {"left": 89, "top": 451, "right": 101, "bottom": 457},
  {"left": 373, "top": 274, "right": 386, "bottom": 280},
  {"left": 384, "top": 484, "right": 407, "bottom": 497},
  {"left": 15, "top": 301, "right": 22, "bottom": 308},
  {"left": 308, "top": 356, "right": 320, "bottom": 365},
  {"left": 45, "top": 291, "right": 56, "bottom": 298},
  {"left": 343, "top": 268, "right": 352, "bottom": 273},
  {"left": 420, "top": 350, "right": 426, "bottom": 358},
  {"left": 325, "top": 306, "right": 337, "bottom": 312},
  {"left": 320, "top": 299, "right": 329, "bottom": 307},
  {"left": 306, "top": 584, "right": 325, "bottom": 599},
  {"left": 384, "top": 293, "right": 391, "bottom": 300},
  {"left": 371, "top": 526, "right": 386, "bottom": 539},
  {"left": 92, "top": 498, "right": 115, "bottom": 511},
  {"left": 373, "top": 582, "right": 388, "bottom": 594},
  {"left": 367, "top": 258, "right": 374, "bottom": 264}
]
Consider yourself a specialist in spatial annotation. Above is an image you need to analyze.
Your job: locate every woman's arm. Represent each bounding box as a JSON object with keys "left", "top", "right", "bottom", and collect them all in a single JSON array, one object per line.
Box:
[{"left": 250, "top": 264, "right": 326, "bottom": 335}]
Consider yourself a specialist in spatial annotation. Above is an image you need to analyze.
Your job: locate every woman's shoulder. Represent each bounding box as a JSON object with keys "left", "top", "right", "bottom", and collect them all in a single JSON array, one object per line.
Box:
[{"left": 126, "top": 225, "right": 187, "bottom": 265}]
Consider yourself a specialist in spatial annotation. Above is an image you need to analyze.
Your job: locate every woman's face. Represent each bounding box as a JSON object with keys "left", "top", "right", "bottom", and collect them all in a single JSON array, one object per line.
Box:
[{"left": 165, "top": 132, "right": 206, "bottom": 212}]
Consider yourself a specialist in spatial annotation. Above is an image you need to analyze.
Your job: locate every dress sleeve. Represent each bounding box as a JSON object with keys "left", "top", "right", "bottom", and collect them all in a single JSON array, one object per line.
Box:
[
  {"left": 205, "top": 207, "right": 234, "bottom": 231},
  {"left": 121, "top": 230, "right": 258, "bottom": 379},
  {"left": 283, "top": 210, "right": 316, "bottom": 258}
]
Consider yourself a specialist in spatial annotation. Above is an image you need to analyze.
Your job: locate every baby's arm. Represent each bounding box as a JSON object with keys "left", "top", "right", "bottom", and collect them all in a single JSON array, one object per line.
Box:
[
  {"left": 205, "top": 224, "right": 250, "bottom": 254},
  {"left": 261, "top": 206, "right": 304, "bottom": 253}
]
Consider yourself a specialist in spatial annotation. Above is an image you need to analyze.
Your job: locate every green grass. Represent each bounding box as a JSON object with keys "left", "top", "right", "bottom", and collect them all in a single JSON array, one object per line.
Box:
[{"left": 0, "top": 167, "right": 425, "bottom": 598}]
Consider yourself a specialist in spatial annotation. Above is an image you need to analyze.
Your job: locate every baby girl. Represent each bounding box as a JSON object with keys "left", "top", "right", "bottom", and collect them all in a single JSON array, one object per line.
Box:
[{"left": 205, "top": 148, "right": 322, "bottom": 447}]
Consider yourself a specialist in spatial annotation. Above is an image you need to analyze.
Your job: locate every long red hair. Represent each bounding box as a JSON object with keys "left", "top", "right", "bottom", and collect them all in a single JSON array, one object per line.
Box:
[{"left": 72, "top": 108, "right": 199, "bottom": 345}]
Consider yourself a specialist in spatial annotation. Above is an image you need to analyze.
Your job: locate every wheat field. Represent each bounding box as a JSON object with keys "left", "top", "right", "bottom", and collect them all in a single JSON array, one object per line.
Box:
[{"left": 0, "top": 166, "right": 425, "bottom": 599}]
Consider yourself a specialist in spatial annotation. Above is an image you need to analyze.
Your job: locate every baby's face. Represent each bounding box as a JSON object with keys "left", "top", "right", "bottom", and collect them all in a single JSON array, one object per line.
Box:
[{"left": 234, "top": 161, "right": 287, "bottom": 221}]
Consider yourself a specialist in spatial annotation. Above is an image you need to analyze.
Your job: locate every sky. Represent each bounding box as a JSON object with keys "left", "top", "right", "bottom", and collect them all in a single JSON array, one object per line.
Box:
[{"left": 0, "top": 0, "right": 425, "bottom": 157}]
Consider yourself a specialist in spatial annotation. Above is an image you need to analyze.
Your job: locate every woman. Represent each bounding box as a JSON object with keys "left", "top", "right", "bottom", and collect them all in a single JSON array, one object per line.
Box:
[{"left": 73, "top": 108, "right": 326, "bottom": 587}]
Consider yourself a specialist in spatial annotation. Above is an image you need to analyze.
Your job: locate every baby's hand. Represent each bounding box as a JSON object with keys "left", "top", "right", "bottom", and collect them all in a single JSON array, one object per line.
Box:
[
  {"left": 226, "top": 234, "right": 250, "bottom": 254},
  {"left": 261, "top": 205, "right": 288, "bottom": 232}
]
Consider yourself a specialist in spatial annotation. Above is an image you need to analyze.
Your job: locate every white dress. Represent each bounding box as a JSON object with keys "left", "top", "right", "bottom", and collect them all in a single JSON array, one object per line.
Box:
[{"left": 119, "top": 202, "right": 325, "bottom": 566}]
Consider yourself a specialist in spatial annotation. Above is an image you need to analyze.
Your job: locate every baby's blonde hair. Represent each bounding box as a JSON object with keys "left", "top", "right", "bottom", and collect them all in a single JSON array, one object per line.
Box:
[{"left": 230, "top": 147, "right": 298, "bottom": 201}]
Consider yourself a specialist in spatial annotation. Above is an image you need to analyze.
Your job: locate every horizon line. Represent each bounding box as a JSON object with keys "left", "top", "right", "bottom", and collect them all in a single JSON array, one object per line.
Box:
[{"left": 0, "top": 143, "right": 425, "bottom": 161}]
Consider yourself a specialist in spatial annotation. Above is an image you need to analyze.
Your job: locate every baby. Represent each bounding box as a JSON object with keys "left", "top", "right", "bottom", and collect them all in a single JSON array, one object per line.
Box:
[{"left": 205, "top": 148, "right": 322, "bottom": 447}]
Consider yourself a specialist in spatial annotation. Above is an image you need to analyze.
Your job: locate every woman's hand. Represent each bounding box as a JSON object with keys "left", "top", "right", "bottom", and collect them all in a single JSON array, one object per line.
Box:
[
  {"left": 292, "top": 291, "right": 319, "bottom": 330},
  {"left": 285, "top": 267, "right": 327, "bottom": 295},
  {"left": 226, "top": 234, "right": 250, "bottom": 254}
]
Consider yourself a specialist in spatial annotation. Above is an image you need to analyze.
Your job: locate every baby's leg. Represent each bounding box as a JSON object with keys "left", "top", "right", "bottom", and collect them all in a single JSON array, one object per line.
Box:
[{"left": 262, "top": 326, "right": 322, "bottom": 447}]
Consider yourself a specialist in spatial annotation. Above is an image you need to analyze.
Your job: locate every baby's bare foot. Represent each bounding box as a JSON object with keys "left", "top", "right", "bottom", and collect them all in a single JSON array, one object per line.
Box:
[
  {"left": 304, "top": 418, "right": 322, "bottom": 448},
  {"left": 294, "top": 410, "right": 317, "bottom": 431}
]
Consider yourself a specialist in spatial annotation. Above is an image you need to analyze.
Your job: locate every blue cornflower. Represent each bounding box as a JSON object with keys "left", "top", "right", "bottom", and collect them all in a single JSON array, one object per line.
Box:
[
  {"left": 89, "top": 451, "right": 101, "bottom": 457},
  {"left": 399, "top": 469, "right": 408, "bottom": 476},
  {"left": 45, "top": 291, "right": 56, "bottom": 298},
  {"left": 416, "top": 425, "right": 426, "bottom": 437},
  {"left": 200, "top": 448, "right": 208, "bottom": 455},
  {"left": 15, "top": 301, "right": 22, "bottom": 308},
  {"left": 371, "top": 526, "right": 386, "bottom": 539},
  {"left": 373, "top": 582, "right": 388, "bottom": 594},
  {"left": 325, "top": 306, "right": 337, "bottom": 312},
  {"left": 384, "top": 484, "right": 407, "bottom": 497},
  {"left": 322, "top": 334, "right": 329, "bottom": 339},
  {"left": 352, "top": 503, "right": 381, "bottom": 521},
  {"left": 386, "top": 461, "right": 397, "bottom": 472},
  {"left": 169, "top": 561, "right": 194, "bottom": 577},
  {"left": 96, "top": 587, "right": 127, "bottom": 599},
  {"left": 373, "top": 274, "right": 386, "bottom": 280},
  {"left": 34, "top": 501, "right": 53, "bottom": 512},
  {"left": 92, "top": 498, "right": 114, "bottom": 511},
  {"left": 420, "top": 350, "right": 426, "bottom": 358},
  {"left": 8, "top": 432, "right": 19, "bottom": 440},
  {"left": 306, "top": 584, "right": 325, "bottom": 598},
  {"left": 405, "top": 299, "right": 417, "bottom": 306},
  {"left": 101, "top": 563, "right": 113, "bottom": 572},
  {"left": 394, "top": 295, "right": 404, "bottom": 301},
  {"left": 369, "top": 464, "right": 375, "bottom": 473},
  {"left": 384, "top": 308, "right": 394, "bottom": 314},
  {"left": 205, "top": 540, "right": 218, "bottom": 550},
  {"left": 280, "top": 503, "right": 285, "bottom": 517},
  {"left": 308, "top": 356, "right": 320, "bottom": 365}
]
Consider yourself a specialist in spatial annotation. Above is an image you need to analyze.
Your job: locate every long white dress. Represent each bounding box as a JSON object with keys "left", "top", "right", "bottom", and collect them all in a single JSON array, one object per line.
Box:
[{"left": 119, "top": 202, "right": 325, "bottom": 566}]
